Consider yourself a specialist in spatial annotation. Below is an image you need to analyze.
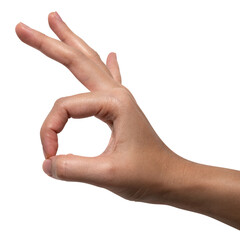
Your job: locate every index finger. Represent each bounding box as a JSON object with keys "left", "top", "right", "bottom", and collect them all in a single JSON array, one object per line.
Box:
[
  {"left": 40, "top": 92, "right": 116, "bottom": 158},
  {"left": 15, "top": 23, "right": 119, "bottom": 91}
]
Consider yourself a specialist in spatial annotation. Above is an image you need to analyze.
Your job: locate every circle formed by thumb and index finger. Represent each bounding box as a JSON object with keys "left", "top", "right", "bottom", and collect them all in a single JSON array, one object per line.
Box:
[{"left": 40, "top": 92, "right": 118, "bottom": 159}]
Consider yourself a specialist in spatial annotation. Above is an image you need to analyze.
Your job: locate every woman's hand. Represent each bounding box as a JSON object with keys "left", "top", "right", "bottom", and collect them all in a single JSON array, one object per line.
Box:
[
  {"left": 15, "top": 12, "right": 184, "bottom": 203},
  {"left": 16, "top": 12, "right": 240, "bottom": 230}
]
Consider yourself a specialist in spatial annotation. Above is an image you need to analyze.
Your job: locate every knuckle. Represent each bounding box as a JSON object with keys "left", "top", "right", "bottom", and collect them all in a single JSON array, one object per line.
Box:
[
  {"left": 40, "top": 125, "right": 48, "bottom": 142},
  {"left": 55, "top": 157, "right": 67, "bottom": 179},
  {"left": 40, "top": 122, "right": 51, "bottom": 140},
  {"left": 40, "top": 125, "right": 44, "bottom": 137},
  {"left": 37, "top": 35, "right": 45, "bottom": 51},
  {"left": 54, "top": 97, "right": 66, "bottom": 108},
  {"left": 90, "top": 50, "right": 100, "bottom": 60},
  {"left": 63, "top": 51, "right": 79, "bottom": 68},
  {"left": 104, "top": 160, "right": 117, "bottom": 183},
  {"left": 110, "top": 87, "right": 135, "bottom": 110}
]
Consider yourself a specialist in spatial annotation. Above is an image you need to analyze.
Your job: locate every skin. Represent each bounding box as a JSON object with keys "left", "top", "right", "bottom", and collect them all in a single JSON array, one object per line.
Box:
[{"left": 15, "top": 12, "right": 240, "bottom": 230}]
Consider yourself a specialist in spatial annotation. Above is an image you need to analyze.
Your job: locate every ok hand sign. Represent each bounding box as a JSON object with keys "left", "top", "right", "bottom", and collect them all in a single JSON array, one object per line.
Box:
[{"left": 15, "top": 12, "right": 176, "bottom": 203}]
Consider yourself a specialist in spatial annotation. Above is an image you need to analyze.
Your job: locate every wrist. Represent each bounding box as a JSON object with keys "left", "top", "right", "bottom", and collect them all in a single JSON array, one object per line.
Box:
[
  {"left": 157, "top": 153, "right": 196, "bottom": 206},
  {"left": 160, "top": 159, "right": 205, "bottom": 209},
  {"left": 159, "top": 156, "right": 240, "bottom": 229},
  {"left": 138, "top": 144, "right": 194, "bottom": 205}
]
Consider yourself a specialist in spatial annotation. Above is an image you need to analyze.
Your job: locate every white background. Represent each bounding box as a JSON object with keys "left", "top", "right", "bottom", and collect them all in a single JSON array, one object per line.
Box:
[{"left": 1, "top": 0, "right": 240, "bottom": 238}]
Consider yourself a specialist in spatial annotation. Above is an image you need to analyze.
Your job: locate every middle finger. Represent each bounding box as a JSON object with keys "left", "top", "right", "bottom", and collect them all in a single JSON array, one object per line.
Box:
[
  {"left": 48, "top": 12, "right": 109, "bottom": 68},
  {"left": 15, "top": 23, "right": 119, "bottom": 91}
]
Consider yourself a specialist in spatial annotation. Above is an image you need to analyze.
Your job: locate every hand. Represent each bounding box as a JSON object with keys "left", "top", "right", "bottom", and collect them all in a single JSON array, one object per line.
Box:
[
  {"left": 15, "top": 11, "right": 183, "bottom": 202},
  {"left": 16, "top": 12, "right": 240, "bottom": 230}
]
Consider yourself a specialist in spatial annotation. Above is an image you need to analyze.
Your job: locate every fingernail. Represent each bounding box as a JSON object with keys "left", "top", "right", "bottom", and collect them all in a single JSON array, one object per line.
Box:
[
  {"left": 55, "top": 11, "right": 63, "bottom": 22},
  {"left": 43, "top": 159, "right": 52, "bottom": 176},
  {"left": 20, "top": 22, "right": 32, "bottom": 30}
]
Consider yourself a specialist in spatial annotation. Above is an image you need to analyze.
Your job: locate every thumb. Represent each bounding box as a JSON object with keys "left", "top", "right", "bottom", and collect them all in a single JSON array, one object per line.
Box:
[{"left": 43, "top": 154, "right": 114, "bottom": 186}]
